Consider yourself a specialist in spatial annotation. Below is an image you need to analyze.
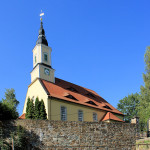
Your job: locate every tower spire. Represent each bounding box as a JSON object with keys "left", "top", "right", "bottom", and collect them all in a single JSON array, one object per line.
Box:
[{"left": 36, "top": 10, "right": 48, "bottom": 46}]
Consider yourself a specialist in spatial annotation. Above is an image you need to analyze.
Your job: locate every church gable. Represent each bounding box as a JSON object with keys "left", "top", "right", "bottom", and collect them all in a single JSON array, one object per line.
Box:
[{"left": 23, "top": 78, "right": 48, "bottom": 116}]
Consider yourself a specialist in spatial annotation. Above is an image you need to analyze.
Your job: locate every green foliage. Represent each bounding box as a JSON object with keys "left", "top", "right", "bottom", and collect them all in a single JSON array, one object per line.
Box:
[
  {"left": 25, "top": 98, "right": 35, "bottom": 119},
  {"left": 34, "top": 97, "right": 41, "bottom": 119},
  {"left": 13, "top": 125, "right": 28, "bottom": 150},
  {"left": 0, "top": 125, "right": 28, "bottom": 150},
  {"left": 138, "top": 47, "right": 150, "bottom": 131},
  {"left": 25, "top": 97, "right": 47, "bottom": 120},
  {"left": 117, "top": 47, "right": 150, "bottom": 131},
  {"left": 2, "top": 89, "right": 19, "bottom": 108},
  {"left": 25, "top": 98, "right": 31, "bottom": 119},
  {"left": 0, "top": 102, "right": 14, "bottom": 120},
  {"left": 40, "top": 99, "right": 47, "bottom": 120},
  {"left": 0, "top": 139, "right": 10, "bottom": 150},
  {"left": 0, "top": 89, "right": 19, "bottom": 120},
  {"left": 117, "top": 93, "right": 140, "bottom": 122},
  {"left": 0, "top": 126, "right": 10, "bottom": 150}
]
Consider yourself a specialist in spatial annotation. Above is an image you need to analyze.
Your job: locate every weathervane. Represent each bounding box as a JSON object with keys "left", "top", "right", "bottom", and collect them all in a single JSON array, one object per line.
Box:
[{"left": 40, "top": 10, "right": 44, "bottom": 22}]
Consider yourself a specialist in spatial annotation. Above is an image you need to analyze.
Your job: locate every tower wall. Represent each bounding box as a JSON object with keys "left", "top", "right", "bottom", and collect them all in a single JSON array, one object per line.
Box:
[{"left": 31, "top": 43, "right": 55, "bottom": 83}]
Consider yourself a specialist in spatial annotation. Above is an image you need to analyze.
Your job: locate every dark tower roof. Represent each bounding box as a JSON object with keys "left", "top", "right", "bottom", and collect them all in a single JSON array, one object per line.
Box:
[{"left": 36, "top": 21, "right": 48, "bottom": 46}]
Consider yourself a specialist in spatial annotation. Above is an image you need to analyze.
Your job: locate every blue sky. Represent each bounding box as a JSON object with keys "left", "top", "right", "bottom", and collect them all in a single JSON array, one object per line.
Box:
[{"left": 0, "top": 0, "right": 149, "bottom": 115}]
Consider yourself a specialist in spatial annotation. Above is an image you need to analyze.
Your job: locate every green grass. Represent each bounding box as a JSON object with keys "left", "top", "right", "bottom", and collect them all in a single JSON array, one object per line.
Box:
[
  {"left": 136, "top": 139, "right": 150, "bottom": 150},
  {"left": 137, "top": 140, "right": 150, "bottom": 144}
]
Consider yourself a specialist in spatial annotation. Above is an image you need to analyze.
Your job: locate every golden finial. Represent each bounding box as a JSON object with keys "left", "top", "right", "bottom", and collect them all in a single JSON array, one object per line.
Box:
[{"left": 40, "top": 10, "right": 44, "bottom": 22}]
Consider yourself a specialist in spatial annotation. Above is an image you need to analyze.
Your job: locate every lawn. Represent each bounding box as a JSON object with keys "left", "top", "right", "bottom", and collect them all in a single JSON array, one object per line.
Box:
[{"left": 136, "top": 138, "right": 150, "bottom": 150}]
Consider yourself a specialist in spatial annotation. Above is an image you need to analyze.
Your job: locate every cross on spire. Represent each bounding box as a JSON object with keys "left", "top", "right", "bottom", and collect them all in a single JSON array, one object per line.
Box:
[
  {"left": 36, "top": 10, "right": 48, "bottom": 46},
  {"left": 40, "top": 10, "right": 44, "bottom": 22}
]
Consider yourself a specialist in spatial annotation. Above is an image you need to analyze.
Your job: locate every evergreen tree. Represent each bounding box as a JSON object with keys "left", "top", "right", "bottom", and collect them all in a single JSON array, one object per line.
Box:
[
  {"left": 138, "top": 46, "right": 150, "bottom": 131},
  {"left": 34, "top": 97, "right": 41, "bottom": 119},
  {"left": 25, "top": 98, "right": 47, "bottom": 120},
  {"left": 25, "top": 98, "right": 34, "bottom": 119},
  {"left": 25, "top": 98, "right": 31, "bottom": 119},
  {"left": 39, "top": 100, "right": 47, "bottom": 120}
]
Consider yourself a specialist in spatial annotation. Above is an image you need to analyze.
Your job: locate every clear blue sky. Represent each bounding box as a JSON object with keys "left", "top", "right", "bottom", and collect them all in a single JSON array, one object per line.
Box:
[{"left": 0, "top": 0, "right": 149, "bottom": 115}]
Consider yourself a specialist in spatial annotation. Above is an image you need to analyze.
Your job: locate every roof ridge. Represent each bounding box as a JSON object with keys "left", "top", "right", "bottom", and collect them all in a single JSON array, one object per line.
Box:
[
  {"left": 56, "top": 77, "right": 95, "bottom": 92},
  {"left": 56, "top": 77, "right": 108, "bottom": 103},
  {"left": 41, "top": 78, "right": 124, "bottom": 116}
]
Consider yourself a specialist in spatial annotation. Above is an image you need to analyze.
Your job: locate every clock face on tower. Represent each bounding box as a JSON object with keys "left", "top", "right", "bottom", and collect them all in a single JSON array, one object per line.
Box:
[{"left": 44, "top": 68, "right": 50, "bottom": 75}]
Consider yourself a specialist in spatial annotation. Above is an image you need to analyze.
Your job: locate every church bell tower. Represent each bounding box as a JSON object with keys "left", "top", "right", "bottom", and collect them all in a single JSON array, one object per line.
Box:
[{"left": 31, "top": 14, "right": 55, "bottom": 83}]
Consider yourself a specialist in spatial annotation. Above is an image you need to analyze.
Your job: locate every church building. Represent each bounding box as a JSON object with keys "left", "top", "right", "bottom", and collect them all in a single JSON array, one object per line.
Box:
[{"left": 21, "top": 16, "right": 124, "bottom": 122}]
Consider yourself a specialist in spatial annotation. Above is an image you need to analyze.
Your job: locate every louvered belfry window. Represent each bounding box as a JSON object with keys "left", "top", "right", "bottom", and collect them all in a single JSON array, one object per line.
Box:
[
  {"left": 61, "top": 106, "right": 67, "bottom": 121},
  {"left": 78, "top": 110, "right": 83, "bottom": 121},
  {"left": 93, "top": 113, "right": 98, "bottom": 122},
  {"left": 44, "top": 53, "right": 48, "bottom": 62}
]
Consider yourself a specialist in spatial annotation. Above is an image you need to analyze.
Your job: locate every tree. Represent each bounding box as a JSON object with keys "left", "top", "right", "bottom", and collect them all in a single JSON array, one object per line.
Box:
[
  {"left": 0, "top": 125, "right": 28, "bottom": 150},
  {"left": 0, "top": 89, "right": 19, "bottom": 120},
  {"left": 25, "top": 98, "right": 47, "bottom": 120},
  {"left": 34, "top": 97, "right": 41, "bottom": 119},
  {"left": 0, "top": 126, "right": 10, "bottom": 150},
  {"left": 13, "top": 125, "right": 28, "bottom": 150},
  {"left": 117, "top": 93, "right": 140, "bottom": 122},
  {"left": 2, "top": 89, "right": 19, "bottom": 108},
  {"left": 25, "top": 98, "right": 31, "bottom": 119},
  {"left": 39, "top": 100, "right": 47, "bottom": 120},
  {"left": 25, "top": 98, "right": 34, "bottom": 119},
  {"left": 25, "top": 98, "right": 30, "bottom": 119},
  {"left": 0, "top": 102, "right": 12, "bottom": 120},
  {"left": 138, "top": 46, "right": 150, "bottom": 130}
]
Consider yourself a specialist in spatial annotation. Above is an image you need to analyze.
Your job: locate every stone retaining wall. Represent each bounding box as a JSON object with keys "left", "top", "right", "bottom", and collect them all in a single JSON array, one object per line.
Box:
[{"left": 2, "top": 120, "right": 137, "bottom": 150}]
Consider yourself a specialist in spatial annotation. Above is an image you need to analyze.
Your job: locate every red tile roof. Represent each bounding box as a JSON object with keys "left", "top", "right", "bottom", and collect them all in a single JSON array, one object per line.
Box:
[
  {"left": 101, "top": 112, "right": 124, "bottom": 122},
  {"left": 40, "top": 78, "right": 123, "bottom": 116},
  {"left": 18, "top": 113, "right": 26, "bottom": 119}
]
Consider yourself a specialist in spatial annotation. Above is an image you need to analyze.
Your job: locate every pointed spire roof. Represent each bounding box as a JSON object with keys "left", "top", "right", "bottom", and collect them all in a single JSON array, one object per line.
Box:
[{"left": 36, "top": 21, "right": 48, "bottom": 46}]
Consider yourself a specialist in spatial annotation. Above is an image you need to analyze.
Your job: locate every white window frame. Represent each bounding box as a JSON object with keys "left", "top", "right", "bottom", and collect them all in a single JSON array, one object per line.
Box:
[
  {"left": 93, "top": 113, "right": 98, "bottom": 122},
  {"left": 61, "top": 106, "right": 67, "bottom": 121},
  {"left": 43, "top": 52, "right": 48, "bottom": 62},
  {"left": 78, "top": 110, "right": 83, "bottom": 121}
]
